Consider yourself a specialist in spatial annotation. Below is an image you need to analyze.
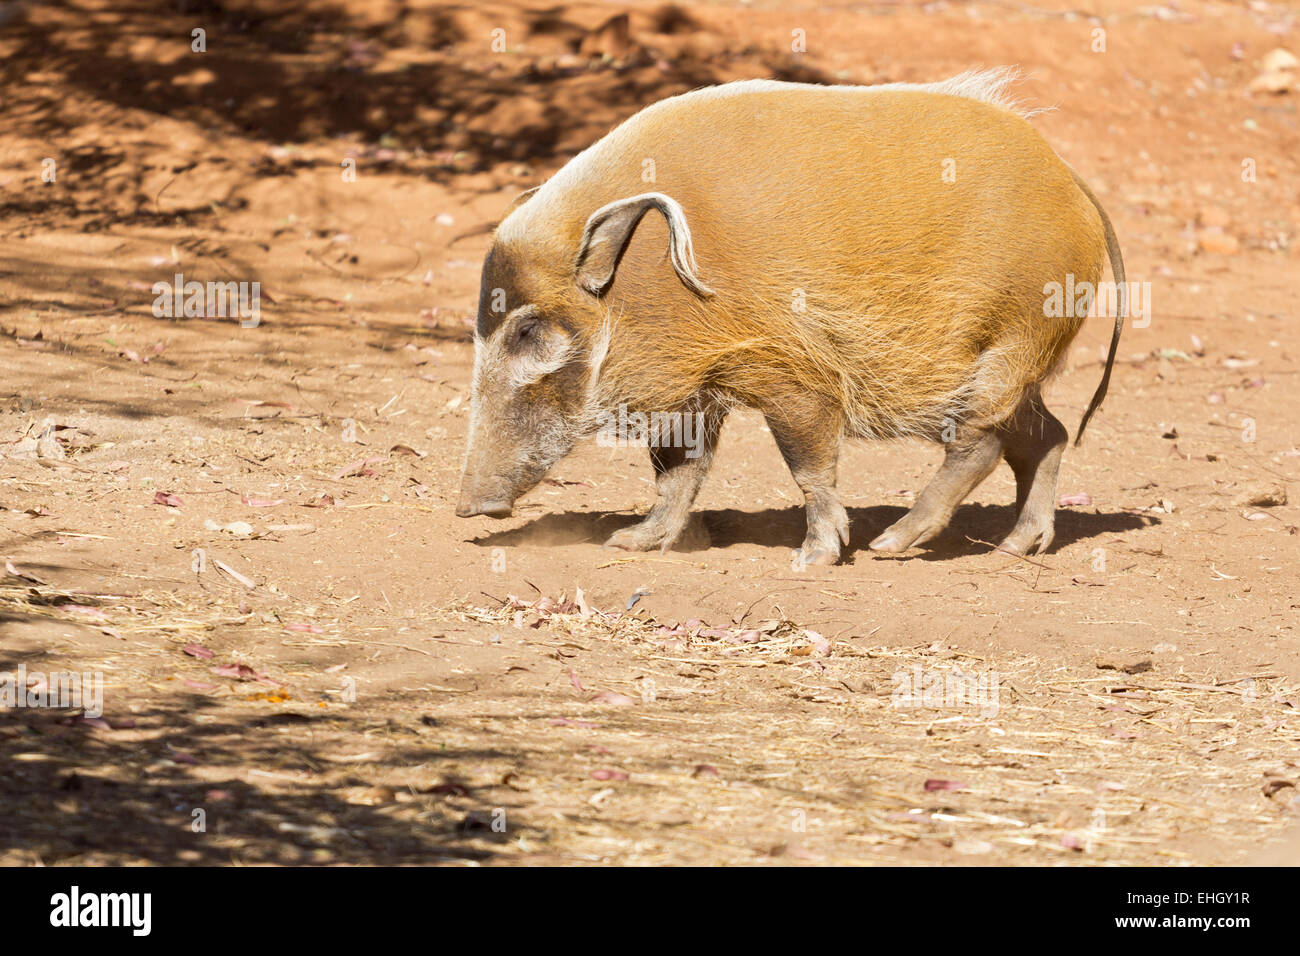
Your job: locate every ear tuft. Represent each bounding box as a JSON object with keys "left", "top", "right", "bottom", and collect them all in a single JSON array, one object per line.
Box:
[{"left": 574, "top": 192, "right": 714, "bottom": 299}]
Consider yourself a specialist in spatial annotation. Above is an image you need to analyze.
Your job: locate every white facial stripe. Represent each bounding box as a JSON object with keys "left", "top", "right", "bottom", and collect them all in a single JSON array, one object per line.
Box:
[
  {"left": 479, "top": 304, "right": 539, "bottom": 346},
  {"left": 509, "top": 341, "right": 577, "bottom": 389},
  {"left": 477, "top": 304, "right": 576, "bottom": 390},
  {"left": 586, "top": 317, "right": 612, "bottom": 395},
  {"left": 476, "top": 303, "right": 537, "bottom": 373}
]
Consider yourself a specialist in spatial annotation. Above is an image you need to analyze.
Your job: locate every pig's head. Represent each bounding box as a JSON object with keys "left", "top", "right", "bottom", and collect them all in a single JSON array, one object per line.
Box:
[
  {"left": 455, "top": 292, "right": 599, "bottom": 518},
  {"left": 456, "top": 191, "right": 713, "bottom": 519}
]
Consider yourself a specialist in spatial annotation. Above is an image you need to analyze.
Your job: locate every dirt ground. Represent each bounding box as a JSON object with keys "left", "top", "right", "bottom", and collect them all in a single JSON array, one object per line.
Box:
[{"left": 1, "top": 0, "right": 1298, "bottom": 866}]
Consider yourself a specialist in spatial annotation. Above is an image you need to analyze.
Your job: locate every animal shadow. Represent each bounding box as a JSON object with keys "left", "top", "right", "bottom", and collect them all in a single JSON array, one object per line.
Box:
[{"left": 467, "top": 502, "right": 1154, "bottom": 560}]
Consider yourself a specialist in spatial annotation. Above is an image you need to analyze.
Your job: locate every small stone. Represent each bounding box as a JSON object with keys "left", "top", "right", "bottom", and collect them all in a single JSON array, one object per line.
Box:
[
  {"left": 1096, "top": 655, "right": 1153, "bottom": 675},
  {"left": 1248, "top": 70, "right": 1295, "bottom": 94},
  {"left": 1260, "top": 48, "right": 1300, "bottom": 73},
  {"left": 350, "top": 785, "right": 396, "bottom": 806},
  {"left": 1196, "top": 206, "right": 1231, "bottom": 228},
  {"left": 172, "top": 68, "right": 216, "bottom": 87},
  {"left": 1196, "top": 228, "right": 1240, "bottom": 254},
  {"left": 1233, "top": 484, "right": 1287, "bottom": 508}
]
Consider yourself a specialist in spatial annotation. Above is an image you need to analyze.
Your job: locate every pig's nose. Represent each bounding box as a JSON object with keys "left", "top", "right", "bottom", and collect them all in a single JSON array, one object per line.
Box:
[{"left": 456, "top": 499, "right": 514, "bottom": 518}]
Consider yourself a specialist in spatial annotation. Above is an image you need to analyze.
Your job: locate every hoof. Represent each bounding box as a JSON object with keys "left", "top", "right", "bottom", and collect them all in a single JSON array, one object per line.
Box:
[
  {"left": 604, "top": 525, "right": 663, "bottom": 553},
  {"left": 867, "top": 531, "right": 910, "bottom": 553},
  {"left": 868, "top": 516, "right": 942, "bottom": 554},
  {"left": 999, "top": 526, "right": 1054, "bottom": 557},
  {"left": 791, "top": 546, "right": 840, "bottom": 568}
]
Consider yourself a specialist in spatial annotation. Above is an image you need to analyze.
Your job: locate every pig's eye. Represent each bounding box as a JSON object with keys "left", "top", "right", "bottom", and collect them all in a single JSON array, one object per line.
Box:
[{"left": 516, "top": 320, "right": 538, "bottom": 344}]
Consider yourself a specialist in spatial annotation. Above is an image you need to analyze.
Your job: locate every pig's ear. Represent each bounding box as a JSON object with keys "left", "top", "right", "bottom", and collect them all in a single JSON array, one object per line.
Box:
[{"left": 574, "top": 192, "right": 714, "bottom": 299}]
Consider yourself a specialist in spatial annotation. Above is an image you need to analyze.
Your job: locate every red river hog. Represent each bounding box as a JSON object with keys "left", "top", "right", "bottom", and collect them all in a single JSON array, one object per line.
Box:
[{"left": 456, "top": 69, "right": 1126, "bottom": 566}]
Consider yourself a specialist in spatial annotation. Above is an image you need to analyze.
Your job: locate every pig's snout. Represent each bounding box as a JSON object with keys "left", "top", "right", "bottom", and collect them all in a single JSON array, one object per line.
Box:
[
  {"left": 456, "top": 472, "right": 516, "bottom": 518},
  {"left": 455, "top": 495, "right": 514, "bottom": 519}
]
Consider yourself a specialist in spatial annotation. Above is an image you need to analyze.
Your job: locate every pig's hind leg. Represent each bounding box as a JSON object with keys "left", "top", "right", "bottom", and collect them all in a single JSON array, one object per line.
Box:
[
  {"left": 604, "top": 409, "right": 725, "bottom": 554},
  {"left": 868, "top": 425, "right": 1004, "bottom": 553},
  {"left": 998, "top": 389, "right": 1068, "bottom": 555}
]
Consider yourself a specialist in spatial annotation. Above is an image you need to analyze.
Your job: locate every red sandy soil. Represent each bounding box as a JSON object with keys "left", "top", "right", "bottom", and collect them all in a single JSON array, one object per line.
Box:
[{"left": 0, "top": 0, "right": 1298, "bottom": 865}]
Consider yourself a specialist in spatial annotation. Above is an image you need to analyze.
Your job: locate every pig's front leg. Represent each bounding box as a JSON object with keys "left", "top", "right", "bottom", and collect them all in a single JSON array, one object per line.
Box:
[{"left": 605, "top": 410, "right": 724, "bottom": 553}]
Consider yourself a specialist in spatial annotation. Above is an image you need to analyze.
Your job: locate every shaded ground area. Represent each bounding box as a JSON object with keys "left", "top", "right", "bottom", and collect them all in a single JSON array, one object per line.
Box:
[{"left": 1, "top": 0, "right": 1299, "bottom": 864}]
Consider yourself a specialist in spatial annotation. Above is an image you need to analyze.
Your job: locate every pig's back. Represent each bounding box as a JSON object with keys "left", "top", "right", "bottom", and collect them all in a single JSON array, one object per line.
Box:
[
  {"left": 574, "top": 79, "right": 1103, "bottom": 297},
  {"left": 509, "top": 78, "right": 1109, "bottom": 435}
]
